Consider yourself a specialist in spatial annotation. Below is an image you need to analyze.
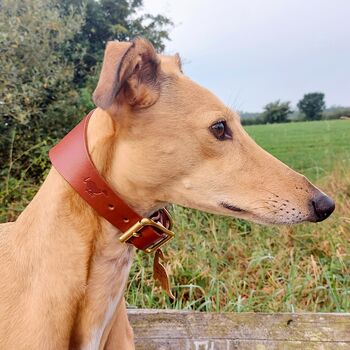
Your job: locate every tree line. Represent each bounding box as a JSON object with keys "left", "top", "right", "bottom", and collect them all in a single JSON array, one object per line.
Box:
[
  {"left": 241, "top": 93, "right": 350, "bottom": 125},
  {"left": 0, "top": 0, "right": 172, "bottom": 214}
]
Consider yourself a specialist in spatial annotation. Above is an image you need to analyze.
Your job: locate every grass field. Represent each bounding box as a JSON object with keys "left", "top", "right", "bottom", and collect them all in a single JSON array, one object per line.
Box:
[
  {"left": 245, "top": 120, "right": 350, "bottom": 181},
  {"left": 127, "top": 120, "right": 350, "bottom": 312}
]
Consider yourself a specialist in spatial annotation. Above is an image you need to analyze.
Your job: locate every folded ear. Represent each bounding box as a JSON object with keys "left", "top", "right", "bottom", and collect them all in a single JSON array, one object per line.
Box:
[{"left": 93, "top": 38, "right": 161, "bottom": 110}]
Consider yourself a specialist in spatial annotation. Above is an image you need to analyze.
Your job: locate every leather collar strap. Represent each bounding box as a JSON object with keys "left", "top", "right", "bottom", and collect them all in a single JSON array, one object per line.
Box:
[{"left": 49, "top": 110, "right": 175, "bottom": 253}]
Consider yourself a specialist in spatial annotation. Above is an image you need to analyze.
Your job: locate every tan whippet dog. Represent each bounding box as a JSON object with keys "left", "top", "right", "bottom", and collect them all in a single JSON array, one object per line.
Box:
[{"left": 0, "top": 38, "right": 335, "bottom": 349}]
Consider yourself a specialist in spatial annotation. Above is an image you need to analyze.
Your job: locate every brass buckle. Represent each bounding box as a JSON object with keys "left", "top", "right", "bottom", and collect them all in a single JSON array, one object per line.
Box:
[{"left": 119, "top": 213, "right": 175, "bottom": 254}]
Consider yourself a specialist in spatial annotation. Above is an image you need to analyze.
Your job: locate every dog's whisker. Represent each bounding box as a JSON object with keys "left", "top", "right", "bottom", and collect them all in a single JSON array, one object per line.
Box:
[
  {"left": 250, "top": 205, "right": 272, "bottom": 211},
  {"left": 259, "top": 186, "right": 282, "bottom": 199},
  {"left": 247, "top": 198, "right": 279, "bottom": 207},
  {"left": 256, "top": 203, "right": 286, "bottom": 217}
]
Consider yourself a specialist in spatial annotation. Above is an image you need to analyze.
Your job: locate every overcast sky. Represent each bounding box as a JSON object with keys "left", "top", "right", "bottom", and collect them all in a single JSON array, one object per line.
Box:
[{"left": 143, "top": 0, "right": 350, "bottom": 112}]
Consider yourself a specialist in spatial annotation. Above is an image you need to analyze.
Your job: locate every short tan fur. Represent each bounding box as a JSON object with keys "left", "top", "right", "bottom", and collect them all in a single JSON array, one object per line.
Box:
[{"left": 0, "top": 38, "right": 334, "bottom": 349}]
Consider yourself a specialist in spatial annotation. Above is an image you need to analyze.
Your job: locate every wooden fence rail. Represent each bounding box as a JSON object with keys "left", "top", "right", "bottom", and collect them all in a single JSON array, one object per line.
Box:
[{"left": 127, "top": 310, "right": 350, "bottom": 350}]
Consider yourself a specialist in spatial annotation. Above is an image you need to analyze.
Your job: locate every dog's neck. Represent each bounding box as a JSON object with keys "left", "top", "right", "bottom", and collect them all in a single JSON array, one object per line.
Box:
[
  {"left": 87, "top": 108, "right": 162, "bottom": 217},
  {"left": 15, "top": 108, "right": 157, "bottom": 347},
  {"left": 27, "top": 108, "right": 158, "bottom": 243}
]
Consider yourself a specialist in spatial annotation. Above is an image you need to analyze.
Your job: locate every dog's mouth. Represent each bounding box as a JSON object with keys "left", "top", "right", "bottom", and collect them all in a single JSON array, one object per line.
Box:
[
  {"left": 219, "top": 201, "right": 270, "bottom": 224},
  {"left": 220, "top": 201, "right": 245, "bottom": 213},
  {"left": 220, "top": 201, "right": 280, "bottom": 225}
]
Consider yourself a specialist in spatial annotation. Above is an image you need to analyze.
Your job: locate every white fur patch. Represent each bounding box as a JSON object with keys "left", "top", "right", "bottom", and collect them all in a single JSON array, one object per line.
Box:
[{"left": 83, "top": 295, "right": 120, "bottom": 350}]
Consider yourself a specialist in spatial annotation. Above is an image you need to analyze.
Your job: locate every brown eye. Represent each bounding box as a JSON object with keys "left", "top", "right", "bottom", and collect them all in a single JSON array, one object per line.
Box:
[{"left": 210, "top": 120, "right": 232, "bottom": 141}]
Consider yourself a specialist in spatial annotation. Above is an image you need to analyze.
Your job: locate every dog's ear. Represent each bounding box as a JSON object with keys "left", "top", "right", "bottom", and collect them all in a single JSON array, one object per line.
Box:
[{"left": 93, "top": 38, "right": 161, "bottom": 110}]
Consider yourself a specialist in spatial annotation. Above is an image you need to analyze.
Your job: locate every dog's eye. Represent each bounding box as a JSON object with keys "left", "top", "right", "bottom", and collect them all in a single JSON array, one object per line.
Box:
[{"left": 210, "top": 120, "right": 232, "bottom": 141}]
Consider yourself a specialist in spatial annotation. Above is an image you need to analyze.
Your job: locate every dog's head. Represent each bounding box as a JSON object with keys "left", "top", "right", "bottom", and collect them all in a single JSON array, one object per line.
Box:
[{"left": 93, "top": 38, "right": 335, "bottom": 224}]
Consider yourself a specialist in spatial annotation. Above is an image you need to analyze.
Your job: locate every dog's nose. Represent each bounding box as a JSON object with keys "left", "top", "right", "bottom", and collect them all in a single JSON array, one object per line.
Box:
[{"left": 311, "top": 193, "right": 335, "bottom": 222}]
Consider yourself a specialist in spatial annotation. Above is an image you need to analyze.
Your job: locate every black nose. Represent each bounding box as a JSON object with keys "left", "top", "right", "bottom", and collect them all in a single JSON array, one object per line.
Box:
[{"left": 311, "top": 193, "right": 335, "bottom": 222}]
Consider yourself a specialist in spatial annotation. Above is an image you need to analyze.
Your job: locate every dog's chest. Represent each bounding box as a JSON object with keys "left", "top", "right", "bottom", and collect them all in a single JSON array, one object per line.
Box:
[
  {"left": 83, "top": 295, "right": 120, "bottom": 350},
  {"left": 80, "top": 239, "right": 133, "bottom": 349}
]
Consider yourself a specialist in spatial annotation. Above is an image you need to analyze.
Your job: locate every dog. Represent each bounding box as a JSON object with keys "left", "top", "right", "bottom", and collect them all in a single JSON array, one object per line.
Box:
[{"left": 0, "top": 38, "right": 335, "bottom": 349}]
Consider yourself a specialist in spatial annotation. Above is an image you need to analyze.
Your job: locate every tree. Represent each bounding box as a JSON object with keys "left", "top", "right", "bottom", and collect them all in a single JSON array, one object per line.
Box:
[
  {"left": 0, "top": 0, "right": 83, "bottom": 125},
  {"left": 0, "top": 0, "right": 172, "bottom": 209},
  {"left": 261, "top": 100, "right": 292, "bottom": 124},
  {"left": 297, "top": 93, "right": 325, "bottom": 121},
  {"left": 0, "top": 0, "right": 85, "bottom": 185},
  {"left": 57, "top": 0, "right": 173, "bottom": 85}
]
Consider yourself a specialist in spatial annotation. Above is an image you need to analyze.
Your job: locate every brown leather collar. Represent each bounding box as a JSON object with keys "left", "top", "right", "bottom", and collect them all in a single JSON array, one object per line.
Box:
[{"left": 49, "top": 110, "right": 175, "bottom": 253}]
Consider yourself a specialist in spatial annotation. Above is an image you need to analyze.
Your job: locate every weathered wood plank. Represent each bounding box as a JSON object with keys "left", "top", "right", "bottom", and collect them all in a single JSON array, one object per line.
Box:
[
  {"left": 133, "top": 339, "right": 350, "bottom": 350},
  {"left": 128, "top": 310, "right": 350, "bottom": 350}
]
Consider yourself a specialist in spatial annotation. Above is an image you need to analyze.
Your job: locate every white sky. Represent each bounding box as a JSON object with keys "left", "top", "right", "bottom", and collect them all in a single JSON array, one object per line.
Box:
[{"left": 143, "top": 0, "right": 350, "bottom": 112}]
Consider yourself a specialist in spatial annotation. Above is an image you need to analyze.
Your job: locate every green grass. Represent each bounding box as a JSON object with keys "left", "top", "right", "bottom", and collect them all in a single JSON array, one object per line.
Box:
[
  {"left": 245, "top": 120, "right": 350, "bottom": 180},
  {"left": 127, "top": 120, "right": 350, "bottom": 312}
]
